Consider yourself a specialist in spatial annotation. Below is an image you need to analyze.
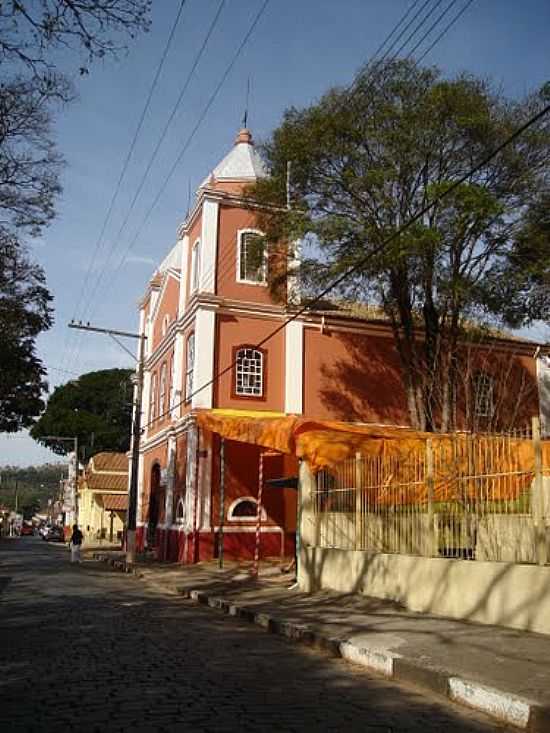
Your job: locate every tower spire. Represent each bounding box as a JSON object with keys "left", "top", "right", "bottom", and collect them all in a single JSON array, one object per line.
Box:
[{"left": 241, "top": 76, "right": 251, "bottom": 130}]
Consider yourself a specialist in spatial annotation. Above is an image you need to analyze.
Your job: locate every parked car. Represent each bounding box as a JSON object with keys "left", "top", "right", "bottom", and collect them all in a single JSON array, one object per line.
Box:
[
  {"left": 19, "top": 524, "right": 33, "bottom": 536},
  {"left": 43, "top": 526, "right": 65, "bottom": 542}
]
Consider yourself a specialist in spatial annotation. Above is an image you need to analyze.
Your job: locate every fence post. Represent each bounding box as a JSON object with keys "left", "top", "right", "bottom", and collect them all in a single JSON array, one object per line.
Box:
[
  {"left": 355, "top": 452, "right": 362, "bottom": 550},
  {"left": 426, "top": 439, "right": 436, "bottom": 556},
  {"left": 532, "top": 416, "right": 547, "bottom": 566}
]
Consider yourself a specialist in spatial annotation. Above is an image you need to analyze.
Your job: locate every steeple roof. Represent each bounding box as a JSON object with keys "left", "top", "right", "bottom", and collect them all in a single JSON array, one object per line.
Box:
[{"left": 200, "top": 129, "right": 267, "bottom": 189}]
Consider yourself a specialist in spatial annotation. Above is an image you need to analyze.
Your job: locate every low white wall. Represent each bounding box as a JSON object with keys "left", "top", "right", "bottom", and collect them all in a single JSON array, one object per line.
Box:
[{"left": 299, "top": 546, "right": 550, "bottom": 636}]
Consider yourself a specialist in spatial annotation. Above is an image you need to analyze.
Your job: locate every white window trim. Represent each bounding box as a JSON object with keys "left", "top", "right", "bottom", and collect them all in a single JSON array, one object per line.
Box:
[
  {"left": 227, "top": 496, "right": 267, "bottom": 522},
  {"left": 159, "top": 363, "right": 167, "bottom": 416},
  {"left": 149, "top": 373, "right": 157, "bottom": 422},
  {"left": 191, "top": 239, "right": 201, "bottom": 293},
  {"left": 174, "top": 497, "right": 186, "bottom": 525},
  {"left": 185, "top": 333, "right": 195, "bottom": 403},
  {"left": 162, "top": 313, "right": 170, "bottom": 337},
  {"left": 236, "top": 228, "right": 268, "bottom": 286},
  {"left": 235, "top": 346, "right": 264, "bottom": 397}
]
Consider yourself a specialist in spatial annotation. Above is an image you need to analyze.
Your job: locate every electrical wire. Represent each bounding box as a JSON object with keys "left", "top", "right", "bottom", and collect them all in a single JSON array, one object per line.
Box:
[
  {"left": 62, "top": 0, "right": 189, "bottom": 372},
  {"left": 78, "top": 1, "right": 227, "bottom": 329},
  {"left": 144, "top": 102, "right": 550, "bottom": 430}
]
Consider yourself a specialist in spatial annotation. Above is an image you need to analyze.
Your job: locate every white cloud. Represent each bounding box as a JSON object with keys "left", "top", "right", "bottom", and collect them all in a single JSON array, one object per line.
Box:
[{"left": 125, "top": 254, "right": 156, "bottom": 266}]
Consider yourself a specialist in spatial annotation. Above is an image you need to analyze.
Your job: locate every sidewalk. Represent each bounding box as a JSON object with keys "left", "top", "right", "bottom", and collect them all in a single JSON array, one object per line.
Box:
[{"left": 93, "top": 552, "right": 550, "bottom": 731}]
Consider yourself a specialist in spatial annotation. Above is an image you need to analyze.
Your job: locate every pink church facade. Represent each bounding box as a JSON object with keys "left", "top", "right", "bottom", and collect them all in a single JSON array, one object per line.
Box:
[{"left": 134, "top": 128, "right": 544, "bottom": 564}]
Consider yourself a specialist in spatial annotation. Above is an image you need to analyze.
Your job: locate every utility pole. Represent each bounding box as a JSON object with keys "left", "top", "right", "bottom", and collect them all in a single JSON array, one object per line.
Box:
[
  {"left": 42, "top": 436, "right": 79, "bottom": 526},
  {"left": 68, "top": 320, "right": 146, "bottom": 565}
]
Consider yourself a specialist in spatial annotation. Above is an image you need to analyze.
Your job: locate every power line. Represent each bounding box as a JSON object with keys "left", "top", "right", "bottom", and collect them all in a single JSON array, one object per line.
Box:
[
  {"left": 89, "top": 0, "right": 451, "bottom": 334},
  {"left": 63, "top": 0, "right": 188, "bottom": 372},
  {"left": 70, "top": 0, "right": 188, "bottom": 323},
  {"left": 78, "top": 1, "right": 227, "bottom": 329},
  {"left": 144, "top": 101, "right": 550, "bottom": 430},
  {"left": 416, "top": 0, "right": 476, "bottom": 64},
  {"left": 95, "top": 0, "right": 272, "bottom": 305},
  {"left": 71, "top": 0, "right": 479, "bottom": 395}
]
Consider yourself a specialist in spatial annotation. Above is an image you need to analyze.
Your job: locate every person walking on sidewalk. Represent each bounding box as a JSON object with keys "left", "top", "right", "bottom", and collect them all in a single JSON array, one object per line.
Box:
[{"left": 69, "top": 524, "right": 84, "bottom": 564}]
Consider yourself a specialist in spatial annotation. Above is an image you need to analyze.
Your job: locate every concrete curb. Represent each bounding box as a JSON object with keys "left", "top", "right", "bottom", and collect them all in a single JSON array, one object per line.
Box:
[
  {"left": 178, "top": 586, "right": 549, "bottom": 732},
  {"left": 92, "top": 553, "right": 144, "bottom": 577},
  {"left": 92, "top": 556, "right": 550, "bottom": 731}
]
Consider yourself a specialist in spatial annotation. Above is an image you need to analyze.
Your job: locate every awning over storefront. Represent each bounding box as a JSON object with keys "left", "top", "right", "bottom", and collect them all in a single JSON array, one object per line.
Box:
[
  {"left": 196, "top": 409, "right": 550, "bottom": 494},
  {"left": 196, "top": 409, "right": 436, "bottom": 470},
  {"left": 102, "top": 494, "right": 128, "bottom": 511}
]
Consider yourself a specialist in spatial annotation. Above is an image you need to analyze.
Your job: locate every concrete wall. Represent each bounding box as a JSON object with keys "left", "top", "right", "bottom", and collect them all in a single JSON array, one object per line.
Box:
[
  {"left": 298, "top": 461, "right": 550, "bottom": 635},
  {"left": 298, "top": 546, "right": 550, "bottom": 635}
]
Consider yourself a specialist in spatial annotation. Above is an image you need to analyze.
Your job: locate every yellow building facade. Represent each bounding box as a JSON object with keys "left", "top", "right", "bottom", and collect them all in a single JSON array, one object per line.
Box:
[{"left": 78, "top": 452, "right": 128, "bottom": 544}]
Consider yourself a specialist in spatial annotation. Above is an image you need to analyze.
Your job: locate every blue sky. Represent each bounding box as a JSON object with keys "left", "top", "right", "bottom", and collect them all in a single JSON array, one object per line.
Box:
[{"left": 2, "top": 0, "right": 549, "bottom": 467}]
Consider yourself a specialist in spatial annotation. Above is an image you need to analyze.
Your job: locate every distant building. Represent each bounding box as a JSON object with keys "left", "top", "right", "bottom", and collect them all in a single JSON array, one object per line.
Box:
[{"left": 78, "top": 452, "right": 128, "bottom": 544}]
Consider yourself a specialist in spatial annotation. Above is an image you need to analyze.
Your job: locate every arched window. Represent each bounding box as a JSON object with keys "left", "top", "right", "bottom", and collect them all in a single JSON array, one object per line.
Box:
[
  {"left": 227, "top": 496, "right": 266, "bottom": 522},
  {"left": 191, "top": 239, "right": 201, "bottom": 292},
  {"left": 234, "top": 346, "right": 265, "bottom": 398},
  {"left": 473, "top": 371, "right": 494, "bottom": 417},
  {"left": 162, "top": 313, "right": 170, "bottom": 337},
  {"left": 237, "top": 229, "right": 267, "bottom": 284},
  {"left": 185, "top": 333, "right": 195, "bottom": 402},
  {"left": 159, "top": 363, "right": 167, "bottom": 416},
  {"left": 174, "top": 497, "right": 186, "bottom": 524},
  {"left": 149, "top": 373, "right": 157, "bottom": 422}
]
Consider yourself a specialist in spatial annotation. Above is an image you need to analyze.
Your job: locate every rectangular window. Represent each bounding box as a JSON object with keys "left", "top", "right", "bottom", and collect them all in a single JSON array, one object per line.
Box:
[
  {"left": 185, "top": 334, "right": 195, "bottom": 402},
  {"left": 191, "top": 240, "right": 200, "bottom": 292},
  {"left": 238, "top": 230, "right": 267, "bottom": 284}
]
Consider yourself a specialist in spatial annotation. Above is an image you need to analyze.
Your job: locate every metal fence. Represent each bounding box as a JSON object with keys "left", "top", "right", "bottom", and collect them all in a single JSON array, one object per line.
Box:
[{"left": 311, "top": 420, "right": 550, "bottom": 564}]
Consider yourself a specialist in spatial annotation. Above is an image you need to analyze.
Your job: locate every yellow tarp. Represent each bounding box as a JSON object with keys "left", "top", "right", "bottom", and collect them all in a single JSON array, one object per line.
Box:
[
  {"left": 197, "top": 409, "right": 434, "bottom": 470},
  {"left": 196, "top": 409, "right": 550, "bottom": 502}
]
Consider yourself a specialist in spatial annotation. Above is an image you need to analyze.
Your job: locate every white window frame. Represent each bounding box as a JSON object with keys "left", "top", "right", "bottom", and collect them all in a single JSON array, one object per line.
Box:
[
  {"left": 235, "top": 347, "right": 264, "bottom": 397},
  {"left": 162, "top": 313, "right": 170, "bottom": 337},
  {"left": 191, "top": 239, "right": 201, "bottom": 292},
  {"left": 185, "top": 333, "right": 195, "bottom": 403},
  {"left": 236, "top": 228, "right": 267, "bottom": 285},
  {"left": 227, "top": 496, "right": 267, "bottom": 523},
  {"left": 473, "top": 371, "right": 494, "bottom": 418},
  {"left": 159, "top": 362, "right": 167, "bottom": 416},
  {"left": 174, "top": 497, "right": 186, "bottom": 525}
]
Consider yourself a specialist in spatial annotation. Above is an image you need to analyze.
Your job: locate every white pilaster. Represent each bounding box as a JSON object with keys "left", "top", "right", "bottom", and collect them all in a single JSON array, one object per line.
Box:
[
  {"left": 178, "top": 235, "right": 189, "bottom": 317},
  {"left": 285, "top": 320, "right": 304, "bottom": 414},
  {"left": 199, "top": 198, "right": 219, "bottom": 294},
  {"left": 164, "top": 435, "right": 177, "bottom": 528},
  {"left": 191, "top": 308, "right": 216, "bottom": 409},
  {"left": 171, "top": 332, "right": 184, "bottom": 419},
  {"left": 198, "top": 429, "right": 212, "bottom": 530},
  {"left": 185, "top": 424, "right": 198, "bottom": 532},
  {"left": 137, "top": 451, "right": 144, "bottom": 524},
  {"left": 142, "top": 371, "right": 151, "bottom": 438}
]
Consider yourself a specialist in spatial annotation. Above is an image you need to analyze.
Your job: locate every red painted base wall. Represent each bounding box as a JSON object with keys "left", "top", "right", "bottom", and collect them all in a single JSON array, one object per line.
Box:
[{"left": 136, "top": 525, "right": 295, "bottom": 564}]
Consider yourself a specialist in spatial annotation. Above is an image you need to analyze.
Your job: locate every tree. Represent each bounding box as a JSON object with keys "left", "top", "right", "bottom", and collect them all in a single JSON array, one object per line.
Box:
[
  {"left": 249, "top": 60, "right": 550, "bottom": 432},
  {"left": 0, "top": 1, "right": 151, "bottom": 75},
  {"left": 487, "top": 192, "right": 550, "bottom": 328},
  {"left": 0, "top": 236, "right": 52, "bottom": 431},
  {"left": 0, "top": 1, "right": 150, "bottom": 432},
  {"left": 30, "top": 368, "right": 134, "bottom": 457}
]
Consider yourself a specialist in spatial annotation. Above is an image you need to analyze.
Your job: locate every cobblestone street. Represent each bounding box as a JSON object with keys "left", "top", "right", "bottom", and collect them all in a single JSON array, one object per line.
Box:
[{"left": 0, "top": 538, "right": 511, "bottom": 732}]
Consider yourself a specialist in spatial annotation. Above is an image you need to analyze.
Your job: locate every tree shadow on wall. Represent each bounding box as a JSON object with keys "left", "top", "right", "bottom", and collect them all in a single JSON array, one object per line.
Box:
[{"left": 317, "top": 330, "right": 407, "bottom": 424}]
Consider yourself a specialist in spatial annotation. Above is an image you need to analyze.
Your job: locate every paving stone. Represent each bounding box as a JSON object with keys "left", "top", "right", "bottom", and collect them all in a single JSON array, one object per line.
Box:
[{"left": 0, "top": 538, "right": 513, "bottom": 732}]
